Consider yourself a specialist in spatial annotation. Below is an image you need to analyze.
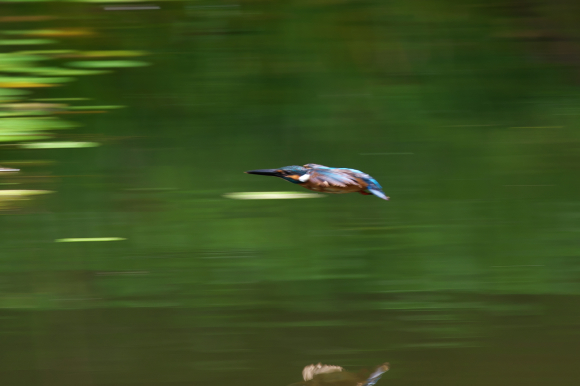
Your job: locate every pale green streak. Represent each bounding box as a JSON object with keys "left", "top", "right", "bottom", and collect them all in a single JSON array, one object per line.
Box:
[{"left": 55, "top": 237, "right": 127, "bottom": 243}]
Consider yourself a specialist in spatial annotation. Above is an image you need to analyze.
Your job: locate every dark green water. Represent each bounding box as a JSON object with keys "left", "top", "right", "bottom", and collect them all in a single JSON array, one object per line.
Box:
[{"left": 1, "top": 1, "right": 580, "bottom": 385}]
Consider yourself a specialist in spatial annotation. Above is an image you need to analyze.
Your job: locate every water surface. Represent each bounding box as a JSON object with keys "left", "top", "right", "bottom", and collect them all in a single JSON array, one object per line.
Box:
[{"left": 1, "top": 2, "right": 580, "bottom": 386}]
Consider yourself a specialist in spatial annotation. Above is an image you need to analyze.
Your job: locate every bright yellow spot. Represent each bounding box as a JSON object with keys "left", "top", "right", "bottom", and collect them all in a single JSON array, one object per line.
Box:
[
  {"left": 0, "top": 190, "right": 54, "bottom": 196},
  {"left": 0, "top": 82, "right": 57, "bottom": 88},
  {"left": 55, "top": 237, "right": 126, "bottom": 242},
  {"left": 224, "top": 191, "right": 324, "bottom": 200},
  {"left": 20, "top": 141, "right": 100, "bottom": 149}
]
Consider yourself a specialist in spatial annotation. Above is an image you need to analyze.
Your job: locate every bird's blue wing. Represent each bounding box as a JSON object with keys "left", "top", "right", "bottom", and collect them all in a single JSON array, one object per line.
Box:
[
  {"left": 338, "top": 168, "right": 384, "bottom": 190},
  {"left": 309, "top": 168, "right": 360, "bottom": 187},
  {"left": 337, "top": 168, "right": 389, "bottom": 200},
  {"left": 305, "top": 165, "right": 389, "bottom": 199}
]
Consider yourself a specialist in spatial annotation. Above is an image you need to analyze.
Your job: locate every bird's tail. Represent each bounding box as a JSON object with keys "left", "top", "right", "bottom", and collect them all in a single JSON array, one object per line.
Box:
[
  {"left": 368, "top": 189, "right": 389, "bottom": 201},
  {"left": 361, "top": 363, "right": 389, "bottom": 386}
]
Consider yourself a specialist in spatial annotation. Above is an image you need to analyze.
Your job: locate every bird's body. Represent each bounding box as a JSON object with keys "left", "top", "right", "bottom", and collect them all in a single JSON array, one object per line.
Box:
[
  {"left": 289, "top": 363, "right": 390, "bottom": 386},
  {"left": 245, "top": 164, "right": 389, "bottom": 200}
]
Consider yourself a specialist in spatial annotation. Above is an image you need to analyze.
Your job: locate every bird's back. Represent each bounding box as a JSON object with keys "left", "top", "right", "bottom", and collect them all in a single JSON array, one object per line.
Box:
[{"left": 309, "top": 165, "right": 383, "bottom": 191}]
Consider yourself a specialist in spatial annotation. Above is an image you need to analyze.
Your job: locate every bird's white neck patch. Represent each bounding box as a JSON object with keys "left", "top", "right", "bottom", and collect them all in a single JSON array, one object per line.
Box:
[{"left": 298, "top": 173, "right": 310, "bottom": 182}]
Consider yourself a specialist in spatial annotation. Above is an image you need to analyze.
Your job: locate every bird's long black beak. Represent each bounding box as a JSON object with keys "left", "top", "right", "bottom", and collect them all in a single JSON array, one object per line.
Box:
[{"left": 245, "top": 169, "right": 280, "bottom": 176}]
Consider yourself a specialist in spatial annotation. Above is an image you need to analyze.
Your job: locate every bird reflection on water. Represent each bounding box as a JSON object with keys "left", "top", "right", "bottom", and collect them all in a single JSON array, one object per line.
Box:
[{"left": 288, "top": 363, "right": 390, "bottom": 386}]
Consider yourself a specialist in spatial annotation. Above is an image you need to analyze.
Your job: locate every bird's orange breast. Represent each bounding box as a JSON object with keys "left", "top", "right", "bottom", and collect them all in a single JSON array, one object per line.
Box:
[{"left": 300, "top": 178, "right": 368, "bottom": 194}]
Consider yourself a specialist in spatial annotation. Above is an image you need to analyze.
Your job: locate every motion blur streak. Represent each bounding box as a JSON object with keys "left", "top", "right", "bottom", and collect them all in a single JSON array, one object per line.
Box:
[{"left": 0, "top": 1, "right": 579, "bottom": 386}]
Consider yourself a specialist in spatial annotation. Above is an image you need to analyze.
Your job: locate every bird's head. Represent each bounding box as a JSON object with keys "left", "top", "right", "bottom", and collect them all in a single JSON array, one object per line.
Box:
[{"left": 245, "top": 165, "right": 309, "bottom": 184}]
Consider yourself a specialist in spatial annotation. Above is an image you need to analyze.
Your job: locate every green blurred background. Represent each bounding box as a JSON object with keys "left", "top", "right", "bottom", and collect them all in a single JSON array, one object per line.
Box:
[{"left": 1, "top": 1, "right": 580, "bottom": 385}]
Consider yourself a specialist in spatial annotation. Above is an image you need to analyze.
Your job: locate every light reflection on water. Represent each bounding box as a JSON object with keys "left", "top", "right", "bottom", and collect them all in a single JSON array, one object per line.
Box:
[{"left": 1, "top": 1, "right": 580, "bottom": 386}]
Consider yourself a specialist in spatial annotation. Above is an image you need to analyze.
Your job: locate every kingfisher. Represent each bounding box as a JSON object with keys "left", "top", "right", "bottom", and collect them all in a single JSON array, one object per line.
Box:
[
  {"left": 245, "top": 163, "right": 389, "bottom": 200},
  {"left": 288, "top": 362, "right": 390, "bottom": 386}
]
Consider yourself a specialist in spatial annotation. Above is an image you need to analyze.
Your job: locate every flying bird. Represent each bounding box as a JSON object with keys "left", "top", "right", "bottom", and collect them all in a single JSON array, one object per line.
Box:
[
  {"left": 288, "top": 362, "right": 390, "bottom": 386},
  {"left": 245, "top": 163, "right": 389, "bottom": 200}
]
